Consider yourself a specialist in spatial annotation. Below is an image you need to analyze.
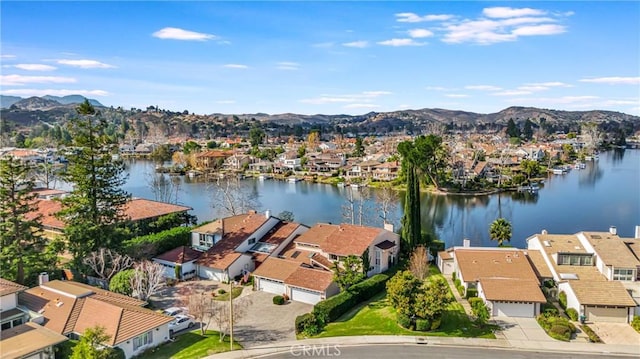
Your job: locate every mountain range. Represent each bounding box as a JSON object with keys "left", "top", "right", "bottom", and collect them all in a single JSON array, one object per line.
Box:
[{"left": 0, "top": 95, "right": 103, "bottom": 109}]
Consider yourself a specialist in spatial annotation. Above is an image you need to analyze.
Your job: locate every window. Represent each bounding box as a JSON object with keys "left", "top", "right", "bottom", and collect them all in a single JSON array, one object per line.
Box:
[
  {"left": 613, "top": 268, "right": 634, "bottom": 281},
  {"left": 248, "top": 238, "right": 256, "bottom": 245},
  {"left": 11, "top": 318, "right": 22, "bottom": 327},
  {"left": 375, "top": 250, "right": 381, "bottom": 266},
  {"left": 199, "top": 234, "right": 213, "bottom": 248},
  {"left": 329, "top": 254, "right": 338, "bottom": 261},
  {"left": 1, "top": 322, "right": 10, "bottom": 330},
  {"left": 133, "top": 330, "right": 153, "bottom": 351},
  {"left": 557, "top": 253, "right": 593, "bottom": 266}
]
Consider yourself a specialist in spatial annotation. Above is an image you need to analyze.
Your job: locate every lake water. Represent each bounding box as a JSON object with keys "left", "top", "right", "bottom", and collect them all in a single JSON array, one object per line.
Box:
[{"left": 121, "top": 149, "right": 639, "bottom": 249}]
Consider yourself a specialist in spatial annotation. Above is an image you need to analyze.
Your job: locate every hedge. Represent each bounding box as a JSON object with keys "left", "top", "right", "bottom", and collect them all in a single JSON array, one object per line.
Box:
[
  {"left": 122, "top": 226, "right": 191, "bottom": 258},
  {"left": 468, "top": 297, "right": 484, "bottom": 310},
  {"left": 537, "top": 313, "right": 576, "bottom": 342},
  {"left": 558, "top": 291, "right": 567, "bottom": 309},
  {"left": 565, "top": 308, "right": 578, "bottom": 321},
  {"left": 273, "top": 295, "right": 285, "bottom": 305},
  {"left": 415, "top": 318, "right": 430, "bottom": 331},
  {"left": 397, "top": 313, "right": 412, "bottom": 329},
  {"left": 465, "top": 288, "right": 478, "bottom": 298},
  {"left": 632, "top": 316, "right": 640, "bottom": 333}
]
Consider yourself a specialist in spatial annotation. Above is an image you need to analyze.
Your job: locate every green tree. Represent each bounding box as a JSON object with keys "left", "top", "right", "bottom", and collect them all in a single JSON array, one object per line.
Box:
[
  {"left": 182, "top": 140, "right": 201, "bottom": 155},
  {"left": 523, "top": 119, "right": 534, "bottom": 141},
  {"left": 56, "top": 100, "right": 130, "bottom": 268},
  {"left": 150, "top": 144, "right": 172, "bottom": 163},
  {"left": 489, "top": 218, "right": 512, "bottom": 246},
  {"left": 386, "top": 270, "right": 422, "bottom": 317},
  {"left": 352, "top": 137, "right": 365, "bottom": 157},
  {"left": 414, "top": 278, "right": 452, "bottom": 322},
  {"left": 71, "top": 325, "right": 115, "bottom": 359},
  {"left": 109, "top": 269, "right": 134, "bottom": 296},
  {"left": 332, "top": 255, "right": 365, "bottom": 291},
  {"left": 0, "top": 157, "right": 55, "bottom": 285},
  {"left": 520, "top": 159, "right": 539, "bottom": 183},
  {"left": 297, "top": 145, "right": 306, "bottom": 158},
  {"left": 506, "top": 118, "right": 520, "bottom": 138},
  {"left": 277, "top": 210, "right": 295, "bottom": 222},
  {"left": 249, "top": 124, "right": 266, "bottom": 147}
]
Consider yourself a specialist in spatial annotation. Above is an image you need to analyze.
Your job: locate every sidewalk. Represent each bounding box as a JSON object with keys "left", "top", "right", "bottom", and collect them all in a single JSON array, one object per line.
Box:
[{"left": 208, "top": 335, "right": 640, "bottom": 359}]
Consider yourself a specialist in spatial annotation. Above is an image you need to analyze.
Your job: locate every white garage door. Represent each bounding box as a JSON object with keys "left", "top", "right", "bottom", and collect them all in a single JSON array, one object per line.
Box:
[
  {"left": 198, "top": 266, "right": 223, "bottom": 281},
  {"left": 291, "top": 287, "right": 323, "bottom": 305},
  {"left": 586, "top": 306, "right": 628, "bottom": 323},
  {"left": 494, "top": 302, "right": 534, "bottom": 317},
  {"left": 258, "top": 278, "right": 285, "bottom": 295}
]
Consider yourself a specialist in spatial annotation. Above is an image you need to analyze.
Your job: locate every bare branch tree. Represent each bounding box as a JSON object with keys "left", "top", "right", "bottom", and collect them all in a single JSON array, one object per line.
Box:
[
  {"left": 375, "top": 184, "right": 398, "bottom": 226},
  {"left": 210, "top": 296, "right": 253, "bottom": 342},
  {"left": 146, "top": 172, "right": 181, "bottom": 204},
  {"left": 83, "top": 248, "right": 133, "bottom": 281},
  {"left": 581, "top": 122, "right": 601, "bottom": 155},
  {"left": 211, "top": 176, "right": 260, "bottom": 217},
  {"left": 341, "top": 187, "right": 355, "bottom": 225},
  {"left": 356, "top": 187, "right": 373, "bottom": 226},
  {"left": 130, "top": 260, "right": 165, "bottom": 302},
  {"left": 177, "top": 283, "right": 215, "bottom": 335},
  {"left": 409, "top": 245, "right": 429, "bottom": 281}
]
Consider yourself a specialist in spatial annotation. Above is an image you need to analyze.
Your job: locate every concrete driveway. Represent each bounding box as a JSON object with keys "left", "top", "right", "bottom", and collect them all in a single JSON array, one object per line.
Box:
[
  {"left": 589, "top": 322, "right": 640, "bottom": 345},
  {"left": 231, "top": 291, "right": 313, "bottom": 348},
  {"left": 492, "top": 317, "right": 554, "bottom": 343}
]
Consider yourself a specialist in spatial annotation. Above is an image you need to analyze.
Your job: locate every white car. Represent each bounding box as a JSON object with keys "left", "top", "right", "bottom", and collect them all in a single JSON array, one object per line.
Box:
[
  {"left": 162, "top": 307, "right": 184, "bottom": 317},
  {"left": 169, "top": 314, "right": 195, "bottom": 335}
]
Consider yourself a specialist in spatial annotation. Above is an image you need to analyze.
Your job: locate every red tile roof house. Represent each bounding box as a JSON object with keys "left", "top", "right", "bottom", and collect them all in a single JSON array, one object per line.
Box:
[
  {"left": 18, "top": 279, "right": 173, "bottom": 359},
  {"left": 191, "top": 211, "right": 308, "bottom": 283},
  {"left": 252, "top": 223, "right": 400, "bottom": 304},
  {"left": 152, "top": 246, "right": 203, "bottom": 280},
  {"left": 439, "top": 247, "right": 546, "bottom": 318}
]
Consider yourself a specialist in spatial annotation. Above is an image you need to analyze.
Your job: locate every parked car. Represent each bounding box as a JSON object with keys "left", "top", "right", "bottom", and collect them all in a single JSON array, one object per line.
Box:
[
  {"left": 169, "top": 314, "right": 195, "bottom": 335},
  {"left": 162, "top": 307, "right": 184, "bottom": 317}
]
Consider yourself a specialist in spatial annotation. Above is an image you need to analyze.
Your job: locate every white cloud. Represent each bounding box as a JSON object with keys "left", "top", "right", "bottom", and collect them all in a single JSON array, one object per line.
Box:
[
  {"left": 276, "top": 62, "right": 300, "bottom": 70},
  {"left": 1, "top": 54, "right": 16, "bottom": 59},
  {"left": 512, "top": 24, "right": 566, "bottom": 36},
  {"left": 425, "top": 86, "right": 456, "bottom": 91},
  {"left": 408, "top": 29, "right": 434, "bottom": 38},
  {"left": 465, "top": 85, "right": 502, "bottom": 91},
  {"left": 223, "top": 64, "right": 249, "bottom": 69},
  {"left": 396, "top": 13, "right": 455, "bottom": 23},
  {"left": 579, "top": 76, "right": 640, "bottom": 85},
  {"left": 506, "top": 95, "right": 599, "bottom": 105},
  {"left": 216, "top": 100, "right": 236, "bottom": 104},
  {"left": 1, "top": 74, "right": 76, "bottom": 86},
  {"left": 492, "top": 90, "right": 533, "bottom": 96},
  {"left": 13, "top": 64, "right": 57, "bottom": 71},
  {"left": 378, "top": 38, "right": 425, "bottom": 47},
  {"left": 312, "top": 42, "right": 335, "bottom": 48},
  {"left": 152, "top": 27, "right": 215, "bottom": 41},
  {"left": 483, "top": 7, "right": 546, "bottom": 19},
  {"left": 344, "top": 103, "right": 381, "bottom": 109},
  {"left": 2, "top": 89, "right": 109, "bottom": 97},
  {"left": 57, "top": 59, "right": 115, "bottom": 69},
  {"left": 300, "top": 91, "right": 391, "bottom": 105},
  {"left": 343, "top": 41, "right": 369, "bottom": 48},
  {"left": 526, "top": 81, "right": 572, "bottom": 87},
  {"left": 362, "top": 91, "right": 392, "bottom": 96},
  {"left": 445, "top": 94, "right": 469, "bottom": 98}
]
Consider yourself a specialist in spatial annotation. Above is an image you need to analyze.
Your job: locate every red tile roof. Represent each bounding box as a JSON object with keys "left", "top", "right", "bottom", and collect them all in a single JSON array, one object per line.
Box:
[
  {"left": 253, "top": 257, "right": 333, "bottom": 293},
  {"left": 295, "top": 223, "right": 386, "bottom": 257},
  {"left": 0, "top": 278, "right": 27, "bottom": 296},
  {"left": 154, "top": 246, "right": 202, "bottom": 264},
  {"left": 260, "top": 222, "right": 301, "bottom": 245},
  {"left": 454, "top": 249, "right": 539, "bottom": 282}
]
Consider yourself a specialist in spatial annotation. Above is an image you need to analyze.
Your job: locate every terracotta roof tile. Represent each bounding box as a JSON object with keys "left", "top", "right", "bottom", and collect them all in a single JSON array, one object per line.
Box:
[
  {"left": 260, "top": 222, "right": 301, "bottom": 245},
  {"left": 0, "top": 278, "right": 27, "bottom": 296},
  {"left": 582, "top": 232, "right": 640, "bottom": 268},
  {"left": 154, "top": 246, "right": 202, "bottom": 264},
  {"left": 252, "top": 257, "right": 300, "bottom": 281},
  {"left": 454, "top": 249, "right": 539, "bottom": 282},
  {"left": 285, "top": 266, "right": 333, "bottom": 292},
  {"left": 278, "top": 242, "right": 316, "bottom": 265},
  {"left": 525, "top": 250, "right": 553, "bottom": 278},
  {"left": 569, "top": 280, "right": 636, "bottom": 307},
  {"left": 438, "top": 251, "right": 452, "bottom": 260},
  {"left": 0, "top": 322, "right": 68, "bottom": 359},
  {"left": 295, "top": 223, "right": 388, "bottom": 257},
  {"left": 479, "top": 278, "right": 546, "bottom": 303}
]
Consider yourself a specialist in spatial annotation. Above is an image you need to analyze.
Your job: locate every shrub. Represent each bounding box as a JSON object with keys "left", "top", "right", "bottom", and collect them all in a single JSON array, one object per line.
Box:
[
  {"left": 273, "top": 295, "right": 285, "bottom": 305},
  {"left": 295, "top": 313, "right": 313, "bottom": 334},
  {"left": 430, "top": 317, "right": 442, "bottom": 330},
  {"left": 454, "top": 278, "right": 461, "bottom": 287},
  {"left": 558, "top": 291, "right": 567, "bottom": 309},
  {"left": 217, "top": 288, "right": 226, "bottom": 295},
  {"left": 468, "top": 297, "right": 484, "bottom": 310},
  {"left": 580, "top": 324, "right": 603, "bottom": 343},
  {"left": 537, "top": 313, "right": 576, "bottom": 342},
  {"left": 294, "top": 312, "right": 326, "bottom": 336},
  {"left": 415, "top": 318, "right": 431, "bottom": 331},
  {"left": 565, "top": 308, "right": 578, "bottom": 321},
  {"left": 457, "top": 285, "right": 465, "bottom": 296},
  {"left": 541, "top": 302, "right": 558, "bottom": 315},
  {"left": 465, "top": 288, "right": 478, "bottom": 298},
  {"left": 632, "top": 316, "right": 640, "bottom": 333},
  {"left": 109, "top": 270, "right": 134, "bottom": 296},
  {"left": 349, "top": 273, "right": 389, "bottom": 298},
  {"left": 549, "top": 324, "right": 571, "bottom": 341},
  {"left": 397, "top": 313, "right": 413, "bottom": 329},
  {"left": 122, "top": 226, "right": 191, "bottom": 258},
  {"left": 451, "top": 272, "right": 456, "bottom": 281}
]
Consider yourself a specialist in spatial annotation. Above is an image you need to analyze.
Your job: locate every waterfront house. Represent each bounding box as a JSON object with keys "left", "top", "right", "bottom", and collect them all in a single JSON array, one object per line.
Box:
[
  {"left": 526, "top": 227, "right": 639, "bottom": 322},
  {"left": 18, "top": 279, "right": 173, "bottom": 358},
  {"left": 152, "top": 246, "right": 202, "bottom": 280},
  {"left": 194, "top": 150, "right": 233, "bottom": 171}
]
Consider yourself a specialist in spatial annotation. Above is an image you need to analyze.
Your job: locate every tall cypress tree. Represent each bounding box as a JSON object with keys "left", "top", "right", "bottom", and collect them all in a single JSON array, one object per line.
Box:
[
  {"left": 0, "top": 157, "right": 55, "bottom": 284},
  {"left": 57, "top": 100, "right": 130, "bottom": 268},
  {"left": 399, "top": 140, "right": 422, "bottom": 255}
]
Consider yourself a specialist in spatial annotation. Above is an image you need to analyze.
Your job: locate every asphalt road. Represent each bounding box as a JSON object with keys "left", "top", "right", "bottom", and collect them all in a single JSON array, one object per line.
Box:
[{"left": 262, "top": 344, "right": 637, "bottom": 359}]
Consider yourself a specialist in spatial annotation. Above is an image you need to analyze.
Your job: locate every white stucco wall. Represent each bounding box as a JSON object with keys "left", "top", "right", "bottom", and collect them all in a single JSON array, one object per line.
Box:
[
  {"left": 152, "top": 259, "right": 197, "bottom": 279},
  {"left": 558, "top": 282, "right": 581, "bottom": 313},
  {"left": 235, "top": 217, "right": 280, "bottom": 253},
  {"left": 116, "top": 323, "right": 170, "bottom": 359},
  {"left": 1, "top": 293, "right": 17, "bottom": 311},
  {"left": 228, "top": 254, "right": 254, "bottom": 281}
]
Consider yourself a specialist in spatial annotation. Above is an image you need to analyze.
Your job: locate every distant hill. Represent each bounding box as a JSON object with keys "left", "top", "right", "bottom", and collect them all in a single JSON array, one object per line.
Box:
[
  {"left": 0, "top": 95, "right": 103, "bottom": 109},
  {"left": 10, "top": 97, "right": 63, "bottom": 111}
]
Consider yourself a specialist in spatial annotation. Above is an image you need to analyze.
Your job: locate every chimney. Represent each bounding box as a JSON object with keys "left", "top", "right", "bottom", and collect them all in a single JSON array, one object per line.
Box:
[
  {"left": 635, "top": 225, "right": 640, "bottom": 239},
  {"left": 541, "top": 229, "right": 548, "bottom": 235},
  {"left": 463, "top": 238, "right": 471, "bottom": 248},
  {"left": 38, "top": 272, "right": 49, "bottom": 285},
  {"left": 265, "top": 210, "right": 271, "bottom": 219},
  {"left": 609, "top": 226, "right": 617, "bottom": 235},
  {"left": 383, "top": 222, "right": 394, "bottom": 232}
]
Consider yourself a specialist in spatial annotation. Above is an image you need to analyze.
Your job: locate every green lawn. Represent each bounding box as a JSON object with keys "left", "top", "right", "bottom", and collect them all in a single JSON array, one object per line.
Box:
[
  {"left": 212, "top": 286, "right": 244, "bottom": 301},
  {"left": 315, "top": 272, "right": 496, "bottom": 339},
  {"left": 135, "top": 330, "right": 241, "bottom": 359}
]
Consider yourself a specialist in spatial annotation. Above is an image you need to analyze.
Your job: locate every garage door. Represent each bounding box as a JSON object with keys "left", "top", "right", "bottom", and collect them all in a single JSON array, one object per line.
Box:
[
  {"left": 258, "top": 278, "right": 285, "bottom": 295},
  {"left": 586, "top": 306, "right": 627, "bottom": 323},
  {"left": 494, "top": 302, "right": 534, "bottom": 317},
  {"left": 291, "top": 287, "right": 323, "bottom": 305},
  {"left": 198, "top": 266, "right": 223, "bottom": 281}
]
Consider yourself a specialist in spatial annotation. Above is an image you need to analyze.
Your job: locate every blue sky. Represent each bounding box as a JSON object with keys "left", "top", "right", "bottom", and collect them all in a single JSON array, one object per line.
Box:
[{"left": 1, "top": 1, "right": 639, "bottom": 115}]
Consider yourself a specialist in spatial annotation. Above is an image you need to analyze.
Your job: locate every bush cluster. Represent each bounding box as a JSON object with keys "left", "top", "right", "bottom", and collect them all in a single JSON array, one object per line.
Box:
[
  {"left": 465, "top": 288, "right": 478, "bottom": 298},
  {"left": 558, "top": 291, "right": 567, "bottom": 309},
  {"left": 565, "top": 308, "right": 578, "bottom": 321},
  {"left": 217, "top": 289, "right": 226, "bottom": 295},
  {"left": 537, "top": 313, "right": 576, "bottom": 341},
  {"left": 632, "top": 316, "right": 640, "bottom": 333},
  {"left": 453, "top": 278, "right": 464, "bottom": 296},
  {"left": 122, "top": 226, "right": 191, "bottom": 258},
  {"left": 580, "top": 324, "right": 602, "bottom": 343},
  {"left": 541, "top": 302, "right": 558, "bottom": 316},
  {"left": 273, "top": 295, "right": 285, "bottom": 305},
  {"left": 415, "top": 318, "right": 430, "bottom": 331}
]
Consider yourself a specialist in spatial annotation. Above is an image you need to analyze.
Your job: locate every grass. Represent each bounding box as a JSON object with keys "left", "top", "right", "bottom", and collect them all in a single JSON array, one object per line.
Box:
[
  {"left": 212, "top": 286, "right": 243, "bottom": 301},
  {"left": 135, "top": 330, "right": 241, "bottom": 359},
  {"left": 314, "top": 272, "right": 496, "bottom": 339}
]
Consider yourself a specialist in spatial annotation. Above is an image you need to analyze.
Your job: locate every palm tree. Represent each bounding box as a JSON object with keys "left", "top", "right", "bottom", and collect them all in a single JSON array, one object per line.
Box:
[{"left": 489, "top": 218, "right": 512, "bottom": 246}]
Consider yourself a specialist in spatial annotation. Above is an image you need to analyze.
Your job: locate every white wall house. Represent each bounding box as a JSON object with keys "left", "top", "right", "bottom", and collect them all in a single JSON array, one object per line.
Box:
[
  {"left": 152, "top": 246, "right": 202, "bottom": 280},
  {"left": 116, "top": 323, "right": 170, "bottom": 359}
]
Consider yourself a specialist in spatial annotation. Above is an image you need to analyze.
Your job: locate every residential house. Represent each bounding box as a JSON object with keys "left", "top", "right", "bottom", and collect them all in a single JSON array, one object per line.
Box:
[
  {"left": 194, "top": 150, "right": 233, "bottom": 171},
  {"left": 372, "top": 161, "right": 400, "bottom": 181},
  {"left": 19, "top": 280, "right": 173, "bottom": 358},
  {"left": 346, "top": 159, "right": 381, "bottom": 179},
  {"left": 0, "top": 278, "right": 29, "bottom": 331},
  {"left": 319, "top": 142, "right": 337, "bottom": 151},
  {"left": 438, "top": 247, "right": 546, "bottom": 318},
  {"left": 0, "top": 321, "right": 68, "bottom": 359},
  {"left": 277, "top": 151, "right": 301, "bottom": 171},
  {"left": 526, "top": 227, "right": 639, "bottom": 322},
  {"left": 253, "top": 223, "right": 399, "bottom": 304},
  {"left": 224, "top": 154, "right": 251, "bottom": 171},
  {"left": 152, "top": 246, "right": 202, "bottom": 280}
]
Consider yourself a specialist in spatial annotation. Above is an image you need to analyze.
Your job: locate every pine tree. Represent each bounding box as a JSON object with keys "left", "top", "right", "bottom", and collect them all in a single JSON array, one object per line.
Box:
[
  {"left": 57, "top": 100, "right": 130, "bottom": 268},
  {"left": 0, "top": 157, "right": 53, "bottom": 284}
]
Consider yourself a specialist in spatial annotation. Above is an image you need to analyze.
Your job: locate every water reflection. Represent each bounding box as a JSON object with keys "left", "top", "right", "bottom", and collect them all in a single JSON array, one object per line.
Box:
[{"left": 578, "top": 161, "right": 603, "bottom": 188}]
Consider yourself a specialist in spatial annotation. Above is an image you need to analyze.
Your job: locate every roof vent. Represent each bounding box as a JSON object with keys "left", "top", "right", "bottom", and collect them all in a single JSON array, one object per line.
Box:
[
  {"left": 609, "top": 226, "right": 617, "bottom": 235},
  {"left": 56, "top": 301, "right": 64, "bottom": 307},
  {"left": 543, "top": 241, "right": 551, "bottom": 247}
]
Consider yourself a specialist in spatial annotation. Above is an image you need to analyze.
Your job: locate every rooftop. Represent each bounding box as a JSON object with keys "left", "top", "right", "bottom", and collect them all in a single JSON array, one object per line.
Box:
[
  {"left": 154, "top": 245, "right": 202, "bottom": 264},
  {"left": 454, "top": 249, "right": 539, "bottom": 282},
  {"left": 479, "top": 278, "right": 546, "bottom": 303},
  {"left": 0, "top": 278, "right": 27, "bottom": 297},
  {"left": 581, "top": 232, "right": 640, "bottom": 268},
  {"left": 569, "top": 280, "right": 637, "bottom": 307},
  {"left": 0, "top": 322, "right": 68, "bottom": 359},
  {"left": 295, "top": 223, "right": 390, "bottom": 257},
  {"left": 524, "top": 250, "right": 553, "bottom": 278}
]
